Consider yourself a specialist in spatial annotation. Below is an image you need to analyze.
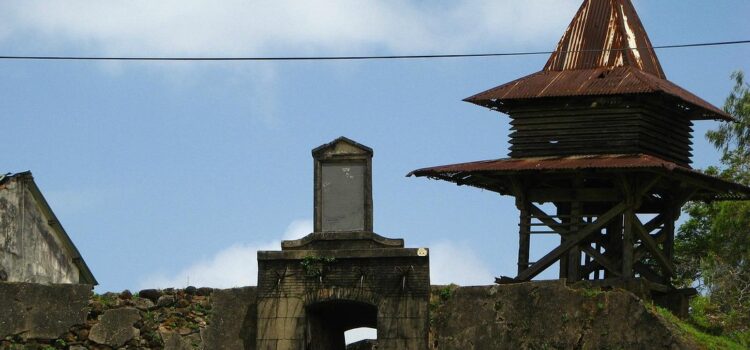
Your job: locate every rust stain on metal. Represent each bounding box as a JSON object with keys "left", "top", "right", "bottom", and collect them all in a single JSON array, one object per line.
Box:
[
  {"left": 545, "top": 0, "right": 663, "bottom": 77},
  {"left": 407, "top": 154, "right": 750, "bottom": 200},
  {"left": 464, "top": 0, "right": 731, "bottom": 121},
  {"left": 408, "top": 154, "right": 679, "bottom": 175},
  {"left": 467, "top": 66, "right": 728, "bottom": 119}
]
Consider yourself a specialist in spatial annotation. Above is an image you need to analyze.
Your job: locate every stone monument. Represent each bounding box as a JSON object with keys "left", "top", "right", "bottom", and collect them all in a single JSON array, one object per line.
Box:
[{"left": 257, "top": 137, "right": 430, "bottom": 350}]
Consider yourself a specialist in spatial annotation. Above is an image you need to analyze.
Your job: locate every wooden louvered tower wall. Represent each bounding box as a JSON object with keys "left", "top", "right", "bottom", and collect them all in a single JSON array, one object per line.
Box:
[{"left": 504, "top": 96, "right": 694, "bottom": 166}]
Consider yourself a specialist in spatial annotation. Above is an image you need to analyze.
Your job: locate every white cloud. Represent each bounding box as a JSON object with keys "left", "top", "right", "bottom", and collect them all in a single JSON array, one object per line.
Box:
[
  {"left": 282, "top": 219, "right": 313, "bottom": 241},
  {"left": 138, "top": 219, "right": 311, "bottom": 289},
  {"left": 138, "top": 242, "right": 272, "bottom": 289},
  {"left": 0, "top": 1, "right": 579, "bottom": 57},
  {"left": 138, "top": 218, "right": 493, "bottom": 290},
  {"left": 429, "top": 241, "right": 494, "bottom": 286}
]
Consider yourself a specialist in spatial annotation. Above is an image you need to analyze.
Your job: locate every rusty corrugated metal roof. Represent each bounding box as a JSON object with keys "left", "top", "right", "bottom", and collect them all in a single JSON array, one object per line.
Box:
[
  {"left": 407, "top": 154, "right": 750, "bottom": 201},
  {"left": 544, "top": 0, "right": 664, "bottom": 77},
  {"left": 465, "top": 0, "right": 732, "bottom": 121},
  {"left": 409, "top": 154, "right": 678, "bottom": 174},
  {"left": 466, "top": 66, "right": 729, "bottom": 119}
]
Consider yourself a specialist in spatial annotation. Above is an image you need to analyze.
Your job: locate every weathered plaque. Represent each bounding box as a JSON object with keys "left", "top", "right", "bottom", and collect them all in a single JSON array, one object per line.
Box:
[
  {"left": 321, "top": 162, "right": 365, "bottom": 231},
  {"left": 312, "top": 137, "right": 373, "bottom": 233}
]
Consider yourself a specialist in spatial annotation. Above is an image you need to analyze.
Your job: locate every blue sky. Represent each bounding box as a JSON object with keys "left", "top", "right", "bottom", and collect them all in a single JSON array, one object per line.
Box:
[{"left": 2, "top": 0, "right": 749, "bottom": 294}]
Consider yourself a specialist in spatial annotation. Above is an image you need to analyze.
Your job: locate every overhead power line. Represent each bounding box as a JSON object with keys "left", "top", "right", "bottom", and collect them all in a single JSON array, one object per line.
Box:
[{"left": 0, "top": 39, "right": 748, "bottom": 62}]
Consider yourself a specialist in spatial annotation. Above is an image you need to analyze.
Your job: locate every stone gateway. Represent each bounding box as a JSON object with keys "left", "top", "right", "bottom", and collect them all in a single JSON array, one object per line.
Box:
[{"left": 257, "top": 137, "right": 430, "bottom": 349}]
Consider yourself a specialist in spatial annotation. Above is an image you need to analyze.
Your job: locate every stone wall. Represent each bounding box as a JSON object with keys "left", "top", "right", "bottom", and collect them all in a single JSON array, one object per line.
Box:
[
  {"left": 0, "top": 282, "right": 256, "bottom": 350},
  {"left": 1, "top": 281, "right": 704, "bottom": 349},
  {"left": 429, "top": 280, "right": 701, "bottom": 350}
]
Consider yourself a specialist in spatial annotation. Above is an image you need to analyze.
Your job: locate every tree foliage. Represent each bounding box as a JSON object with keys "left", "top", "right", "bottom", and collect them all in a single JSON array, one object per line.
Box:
[{"left": 675, "top": 71, "right": 750, "bottom": 343}]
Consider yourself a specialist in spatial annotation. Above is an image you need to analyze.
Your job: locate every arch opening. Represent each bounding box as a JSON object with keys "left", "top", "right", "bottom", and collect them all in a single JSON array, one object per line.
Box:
[
  {"left": 306, "top": 300, "right": 377, "bottom": 350},
  {"left": 345, "top": 327, "right": 377, "bottom": 348}
]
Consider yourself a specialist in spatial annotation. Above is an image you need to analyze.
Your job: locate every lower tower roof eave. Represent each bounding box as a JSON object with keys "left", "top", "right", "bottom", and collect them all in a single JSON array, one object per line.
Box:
[{"left": 408, "top": 154, "right": 750, "bottom": 202}]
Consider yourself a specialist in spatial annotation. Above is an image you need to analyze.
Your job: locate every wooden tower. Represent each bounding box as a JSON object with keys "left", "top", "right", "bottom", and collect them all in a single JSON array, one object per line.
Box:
[{"left": 410, "top": 0, "right": 750, "bottom": 298}]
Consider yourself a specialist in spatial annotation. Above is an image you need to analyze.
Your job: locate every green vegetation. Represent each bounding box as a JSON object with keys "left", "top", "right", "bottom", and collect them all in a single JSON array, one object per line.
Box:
[
  {"left": 581, "top": 287, "right": 604, "bottom": 298},
  {"left": 143, "top": 329, "right": 164, "bottom": 347},
  {"left": 91, "top": 293, "right": 118, "bottom": 308},
  {"left": 437, "top": 284, "right": 457, "bottom": 301},
  {"left": 675, "top": 70, "right": 750, "bottom": 347},
  {"left": 429, "top": 284, "right": 459, "bottom": 326},
  {"left": 653, "top": 306, "right": 745, "bottom": 350},
  {"left": 190, "top": 302, "right": 212, "bottom": 316},
  {"left": 300, "top": 256, "right": 336, "bottom": 278}
]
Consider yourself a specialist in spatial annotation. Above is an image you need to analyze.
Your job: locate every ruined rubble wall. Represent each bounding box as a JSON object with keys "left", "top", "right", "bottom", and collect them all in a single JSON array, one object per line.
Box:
[
  {"left": 1, "top": 281, "right": 703, "bottom": 349},
  {"left": 0, "top": 282, "right": 256, "bottom": 350},
  {"left": 429, "top": 281, "right": 701, "bottom": 350}
]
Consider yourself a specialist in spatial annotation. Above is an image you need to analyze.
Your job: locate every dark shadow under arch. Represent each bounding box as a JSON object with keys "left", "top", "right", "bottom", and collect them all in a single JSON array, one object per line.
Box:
[{"left": 306, "top": 300, "right": 377, "bottom": 350}]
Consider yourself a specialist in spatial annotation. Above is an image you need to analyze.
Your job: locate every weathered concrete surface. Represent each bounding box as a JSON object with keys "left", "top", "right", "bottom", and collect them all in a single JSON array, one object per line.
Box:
[
  {"left": 88, "top": 307, "right": 140, "bottom": 347},
  {"left": 201, "top": 287, "right": 257, "bottom": 350},
  {"left": 0, "top": 282, "right": 91, "bottom": 339},
  {"left": 0, "top": 173, "right": 93, "bottom": 284},
  {"left": 430, "top": 281, "right": 701, "bottom": 350}
]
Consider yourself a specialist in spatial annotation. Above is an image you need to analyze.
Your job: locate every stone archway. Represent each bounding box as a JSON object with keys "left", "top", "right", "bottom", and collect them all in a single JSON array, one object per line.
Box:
[{"left": 305, "top": 300, "right": 377, "bottom": 350}]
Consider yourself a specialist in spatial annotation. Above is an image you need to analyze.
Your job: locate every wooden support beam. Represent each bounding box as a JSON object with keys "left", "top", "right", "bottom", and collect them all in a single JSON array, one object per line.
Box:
[
  {"left": 643, "top": 213, "right": 667, "bottom": 232},
  {"left": 529, "top": 204, "right": 567, "bottom": 235},
  {"left": 581, "top": 259, "right": 601, "bottom": 276},
  {"left": 518, "top": 208, "right": 531, "bottom": 275},
  {"left": 617, "top": 174, "right": 661, "bottom": 279},
  {"left": 604, "top": 215, "right": 623, "bottom": 279},
  {"left": 632, "top": 213, "right": 675, "bottom": 277},
  {"left": 567, "top": 200, "right": 583, "bottom": 281},
  {"left": 674, "top": 188, "right": 699, "bottom": 208},
  {"left": 510, "top": 177, "right": 532, "bottom": 276},
  {"left": 456, "top": 173, "right": 506, "bottom": 193},
  {"left": 526, "top": 188, "right": 620, "bottom": 202},
  {"left": 581, "top": 245, "right": 622, "bottom": 277},
  {"left": 663, "top": 206, "right": 676, "bottom": 262},
  {"left": 516, "top": 201, "right": 629, "bottom": 281},
  {"left": 622, "top": 208, "right": 634, "bottom": 278},
  {"left": 634, "top": 263, "right": 666, "bottom": 286},
  {"left": 557, "top": 203, "right": 571, "bottom": 279},
  {"left": 666, "top": 171, "right": 728, "bottom": 195},
  {"left": 635, "top": 175, "right": 663, "bottom": 200}
]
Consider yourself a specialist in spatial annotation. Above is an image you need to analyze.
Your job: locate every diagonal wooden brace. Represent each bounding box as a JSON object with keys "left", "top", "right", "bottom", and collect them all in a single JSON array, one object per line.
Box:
[
  {"left": 581, "top": 245, "right": 622, "bottom": 277},
  {"left": 632, "top": 214, "right": 675, "bottom": 277},
  {"left": 516, "top": 201, "right": 630, "bottom": 281},
  {"left": 529, "top": 204, "right": 568, "bottom": 235}
]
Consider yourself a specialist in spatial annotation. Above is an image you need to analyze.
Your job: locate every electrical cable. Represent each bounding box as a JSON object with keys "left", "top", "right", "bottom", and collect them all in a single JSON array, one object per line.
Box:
[{"left": 0, "top": 39, "right": 748, "bottom": 62}]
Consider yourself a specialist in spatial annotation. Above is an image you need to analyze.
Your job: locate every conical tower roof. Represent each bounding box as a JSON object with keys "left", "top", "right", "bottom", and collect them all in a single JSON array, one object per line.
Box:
[
  {"left": 544, "top": 0, "right": 663, "bottom": 76},
  {"left": 465, "top": 0, "right": 731, "bottom": 121}
]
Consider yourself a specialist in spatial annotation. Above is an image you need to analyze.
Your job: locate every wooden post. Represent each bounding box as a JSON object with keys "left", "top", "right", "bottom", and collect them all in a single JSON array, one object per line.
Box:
[
  {"left": 622, "top": 209, "right": 634, "bottom": 279},
  {"left": 510, "top": 177, "right": 531, "bottom": 277},
  {"left": 663, "top": 204, "right": 676, "bottom": 262},
  {"left": 518, "top": 201, "right": 531, "bottom": 275},
  {"left": 604, "top": 216, "right": 622, "bottom": 279},
  {"left": 556, "top": 203, "right": 571, "bottom": 279},
  {"left": 567, "top": 200, "right": 582, "bottom": 281}
]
